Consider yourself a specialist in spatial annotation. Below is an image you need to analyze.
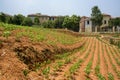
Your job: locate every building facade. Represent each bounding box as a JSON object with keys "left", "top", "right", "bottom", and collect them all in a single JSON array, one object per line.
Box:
[
  {"left": 79, "top": 14, "right": 111, "bottom": 32},
  {"left": 28, "top": 13, "right": 57, "bottom": 23}
]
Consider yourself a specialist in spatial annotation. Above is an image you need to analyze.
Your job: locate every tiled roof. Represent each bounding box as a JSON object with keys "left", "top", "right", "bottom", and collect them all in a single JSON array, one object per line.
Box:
[
  {"left": 102, "top": 13, "right": 111, "bottom": 17},
  {"left": 28, "top": 13, "right": 49, "bottom": 17}
]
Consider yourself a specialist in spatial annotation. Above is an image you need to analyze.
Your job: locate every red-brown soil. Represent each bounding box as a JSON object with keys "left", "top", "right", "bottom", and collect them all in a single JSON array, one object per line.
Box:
[
  {"left": 0, "top": 28, "right": 120, "bottom": 80},
  {"left": 0, "top": 29, "right": 85, "bottom": 80}
]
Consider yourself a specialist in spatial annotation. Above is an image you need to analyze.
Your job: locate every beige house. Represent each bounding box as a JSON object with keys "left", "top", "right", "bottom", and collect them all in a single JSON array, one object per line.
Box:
[
  {"left": 28, "top": 13, "right": 57, "bottom": 23},
  {"left": 79, "top": 13, "right": 111, "bottom": 32},
  {"left": 101, "top": 14, "right": 111, "bottom": 31}
]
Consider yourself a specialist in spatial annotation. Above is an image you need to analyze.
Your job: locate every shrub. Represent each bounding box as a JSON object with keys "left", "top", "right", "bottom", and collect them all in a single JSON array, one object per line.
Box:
[
  {"left": 117, "top": 41, "right": 120, "bottom": 48},
  {"left": 109, "top": 38, "right": 114, "bottom": 44},
  {"left": 22, "top": 17, "right": 33, "bottom": 26}
]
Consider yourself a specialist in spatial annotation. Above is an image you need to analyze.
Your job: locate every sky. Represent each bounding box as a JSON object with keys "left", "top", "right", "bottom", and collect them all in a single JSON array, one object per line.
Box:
[{"left": 0, "top": 0, "right": 120, "bottom": 17}]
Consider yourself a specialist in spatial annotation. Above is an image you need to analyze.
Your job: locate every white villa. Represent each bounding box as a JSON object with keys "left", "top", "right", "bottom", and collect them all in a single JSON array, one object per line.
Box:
[{"left": 79, "top": 14, "right": 120, "bottom": 32}]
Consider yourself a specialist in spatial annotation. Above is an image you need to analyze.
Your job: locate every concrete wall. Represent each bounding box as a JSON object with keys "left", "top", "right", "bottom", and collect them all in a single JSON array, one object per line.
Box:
[
  {"left": 39, "top": 16, "right": 49, "bottom": 23},
  {"left": 101, "top": 16, "right": 111, "bottom": 28},
  {"left": 79, "top": 17, "right": 87, "bottom": 32},
  {"left": 29, "top": 17, "right": 35, "bottom": 23},
  {"left": 85, "top": 20, "right": 92, "bottom": 32}
]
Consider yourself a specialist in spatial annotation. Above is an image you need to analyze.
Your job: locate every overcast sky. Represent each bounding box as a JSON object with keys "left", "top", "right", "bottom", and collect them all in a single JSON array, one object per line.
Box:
[{"left": 0, "top": 0, "right": 120, "bottom": 17}]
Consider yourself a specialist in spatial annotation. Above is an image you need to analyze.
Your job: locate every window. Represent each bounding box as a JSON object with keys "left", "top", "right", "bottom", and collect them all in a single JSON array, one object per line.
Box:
[
  {"left": 87, "top": 20, "right": 89, "bottom": 25},
  {"left": 53, "top": 18, "right": 54, "bottom": 20},
  {"left": 104, "top": 20, "right": 106, "bottom": 24},
  {"left": 46, "top": 17, "right": 48, "bottom": 20}
]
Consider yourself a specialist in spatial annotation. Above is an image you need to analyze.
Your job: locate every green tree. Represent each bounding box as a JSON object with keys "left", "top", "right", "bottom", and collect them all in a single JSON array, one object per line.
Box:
[
  {"left": 6, "top": 16, "right": 13, "bottom": 24},
  {"left": 0, "top": 12, "right": 6, "bottom": 23},
  {"left": 34, "top": 17, "right": 40, "bottom": 25},
  {"left": 42, "top": 20, "right": 55, "bottom": 28},
  {"left": 13, "top": 14, "right": 25, "bottom": 25},
  {"left": 22, "top": 17, "right": 33, "bottom": 26},
  {"left": 54, "top": 16, "right": 64, "bottom": 28},
  {"left": 71, "top": 15, "right": 80, "bottom": 32},
  {"left": 62, "top": 15, "right": 80, "bottom": 32},
  {"left": 109, "top": 18, "right": 120, "bottom": 31},
  {"left": 91, "top": 6, "right": 103, "bottom": 32},
  {"left": 62, "top": 16, "right": 72, "bottom": 29}
]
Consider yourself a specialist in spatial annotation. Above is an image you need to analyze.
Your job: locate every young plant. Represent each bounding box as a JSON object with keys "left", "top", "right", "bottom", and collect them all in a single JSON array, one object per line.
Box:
[
  {"left": 0, "top": 40, "right": 3, "bottom": 48},
  {"left": 65, "top": 58, "right": 71, "bottom": 64},
  {"left": 84, "top": 61, "right": 92, "bottom": 75},
  {"left": 95, "top": 64, "right": 100, "bottom": 75},
  {"left": 108, "top": 73, "right": 114, "bottom": 80},
  {"left": 23, "top": 69, "right": 29, "bottom": 76},
  {"left": 69, "top": 59, "right": 83, "bottom": 75},
  {"left": 54, "top": 61, "right": 64, "bottom": 71},
  {"left": 3, "top": 31, "right": 11, "bottom": 39},
  {"left": 97, "top": 73, "right": 106, "bottom": 80},
  {"left": 34, "top": 62, "right": 41, "bottom": 71},
  {"left": 42, "top": 67, "right": 50, "bottom": 78}
]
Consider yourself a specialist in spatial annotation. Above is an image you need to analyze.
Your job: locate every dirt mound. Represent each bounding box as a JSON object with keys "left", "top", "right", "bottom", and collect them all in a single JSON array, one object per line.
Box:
[
  {"left": 0, "top": 49, "right": 28, "bottom": 80},
  {"left": 13, "top": 41, "right": 85, "bottom": 70}
]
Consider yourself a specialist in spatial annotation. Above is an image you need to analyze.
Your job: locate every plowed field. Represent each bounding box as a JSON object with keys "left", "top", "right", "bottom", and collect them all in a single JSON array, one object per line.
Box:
[{"left": 34, "top": 37, "right": 120, "bottom": 80}]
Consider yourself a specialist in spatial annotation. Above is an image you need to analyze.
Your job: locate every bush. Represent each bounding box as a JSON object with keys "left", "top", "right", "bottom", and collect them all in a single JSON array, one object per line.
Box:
[
  {"left": 22, "top": 17, "right": 33, "bottom": 26},
  {"left": 41, "top": 20, "right": 55, "bottom": 28},
  {"left": 109, "top": 38, "right": 114, "bottom": 44},
  {"left": 117, "top": 41, "right": 120, "bottom": 48}
]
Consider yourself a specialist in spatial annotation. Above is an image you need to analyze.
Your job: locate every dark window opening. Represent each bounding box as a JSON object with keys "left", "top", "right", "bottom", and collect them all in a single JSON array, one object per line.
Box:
[
  {"left": 104, "top": 20, "right": 106, "bottom": 24},
  {"left": 87, "top": 21, "right": 89, "bottom": 25}
]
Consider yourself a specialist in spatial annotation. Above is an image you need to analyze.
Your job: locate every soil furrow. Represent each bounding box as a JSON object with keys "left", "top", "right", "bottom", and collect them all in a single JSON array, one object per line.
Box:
[
  {"left": 89, "top": 38, "right": 99, "bottom": 80},
  {"left": 103, "top": 43, "right": 119, "bottom": 80},
  {"left": 99, "top": 41, "right": 108, "bottom": 79},
  {"left": 49, "top": 37, "right": 91, "bottom": 80},
  {"left": 74, "top": 37, "right": 96, "bottom": 80},
  {"left": 109, "top": 46, "right": 120, "bottom": 67}
]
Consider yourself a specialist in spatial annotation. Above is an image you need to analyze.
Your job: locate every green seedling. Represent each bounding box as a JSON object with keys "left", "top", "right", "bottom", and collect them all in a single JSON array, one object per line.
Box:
[
  {"left": 95, "top": 65, "right": 100, "bottom": 75},
  {"left": 69, "top": 59, "right": 83, "bottom": 75},
  {"left": 54, "top": 61, "right": 64, "bottom": 71},
  {"left": 23, "top": 69, "right": 29, "bottom": 76},
  {"left": 97, "top": 73, "right": 105, "bottom": 80},
  {"left": 34, "top": 62, "right": 41, "bottom": 71},
  {"left": 108, "top": 73, "right": 114, "bottom": 80},
  {"left": 84, "top": 61, "right": 92, "bottom": 75},
  {"left": 65, "top": 58, "right": 71, "bottom": 64},
  {"left": 3, "top": 31, "right": 11, "bottom": 39},
  {"left": 42, "top": 67, "right": 50, "bottom": 78}
]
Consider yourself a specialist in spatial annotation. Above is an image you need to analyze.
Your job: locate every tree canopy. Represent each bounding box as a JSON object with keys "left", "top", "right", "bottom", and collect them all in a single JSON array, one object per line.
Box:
[
  {"left": 91, "top": 6, "right": 103, "bottom": 27},
  {"left": 13, "top": 14, "right": 25, "bottom": 25},
  {"left": 109, "top": 18, "right": 120, "bottom": 27},
  {"left": 54, "top": 16, "right": 64, "bottom": 28},
  {"left": 34, "top": 17, "right": 40, "bottom": 25},
  {"left": 22, "top": 17, "right": 33, "bottom": 26},
  {"left": 62, "top": 15, "right": 80, "bottom": 32}
]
